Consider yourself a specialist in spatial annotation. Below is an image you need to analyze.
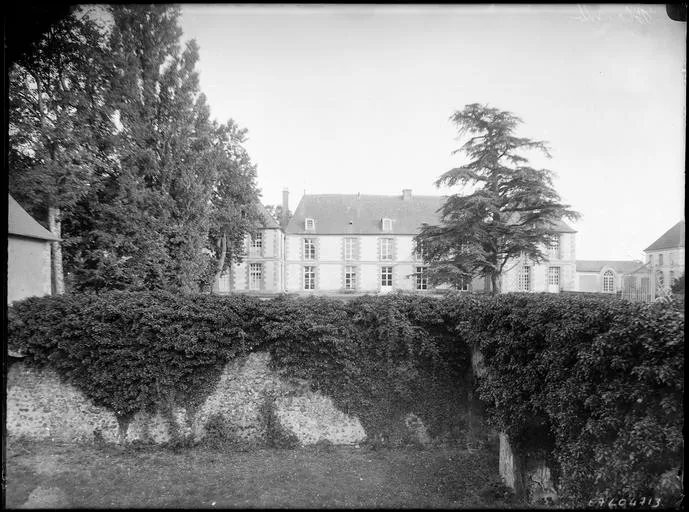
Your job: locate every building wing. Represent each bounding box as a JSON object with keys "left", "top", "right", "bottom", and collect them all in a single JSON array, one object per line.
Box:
[{"left": 8, "top": 195, "right": 60, "bottom": 241}]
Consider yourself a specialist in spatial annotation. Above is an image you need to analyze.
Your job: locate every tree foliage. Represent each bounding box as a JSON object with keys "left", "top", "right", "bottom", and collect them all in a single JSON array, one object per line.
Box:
[
  {"left": 8, "top": 7, "right": 116, "bottom": 294},
  {"left": 416, "top": 104, "right": 580, "bottom": 293},
  {"left": 9, "top": 5, "right": 262, "bottom": 293}
]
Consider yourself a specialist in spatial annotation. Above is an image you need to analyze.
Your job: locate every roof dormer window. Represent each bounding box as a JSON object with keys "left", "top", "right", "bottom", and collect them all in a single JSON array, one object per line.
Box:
[
  {"left": 305, "top": 218, "right": 315, "bottom": 231},
  {"left": 382, "top": 218, "right": 392, "bottom": 232}
]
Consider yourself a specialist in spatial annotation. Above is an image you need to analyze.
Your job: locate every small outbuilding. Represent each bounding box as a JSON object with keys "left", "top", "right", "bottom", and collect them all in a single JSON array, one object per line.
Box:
[{"left": 7, "top": 194, "right": 60, "bottom": 304}]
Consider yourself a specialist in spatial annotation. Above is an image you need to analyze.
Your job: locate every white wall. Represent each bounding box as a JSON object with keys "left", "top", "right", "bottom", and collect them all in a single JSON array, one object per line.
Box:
[{"left": 7, "top": 237, "right": 52, "bottom": 304}]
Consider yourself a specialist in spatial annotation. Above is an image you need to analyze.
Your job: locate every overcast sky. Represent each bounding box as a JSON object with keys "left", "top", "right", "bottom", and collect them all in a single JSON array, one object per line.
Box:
[{"left": 179, "top": 4, "right": 685, "bottom": 261}]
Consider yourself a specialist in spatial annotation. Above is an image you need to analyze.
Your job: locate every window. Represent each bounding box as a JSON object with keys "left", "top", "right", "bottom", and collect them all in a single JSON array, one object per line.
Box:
[
  {"left": 547, "top": 235, "right": 560, "bottom": 259},
  {"left": 305, "top": 218, "right": 315, "bottom": 230},
  {"left": 548, "top": 266, "right": 560, "bottom": 286},
  {"left": 303, "top": 238, "right": 316, "bottom": 260},
  {"left": 416, "top": 266, "right": 428, "bottom": 290},
  {"left": 249, "top": 232, "right": 263, "bottom": 255},
  {"left": 658, "top": 253, "right": 664, "bottom": 266},
  {"left": 603, "top": 270, "right": 615, "bottom": 293},
  {"left": 304, "top": 266, "right": 315, "bottom": 290},
  {"left": 380, "top": 238, "right": 393, "bottom": 260},
  {"left": 344, "top": 237, "right": 356, "bottom": 260},
  {"left": 345, "top": 266, "right": 357, "bottom": 290},
  {"left": 249, "top": 263, "right": 262, "bottom": 291},
  {"left": 649, "top": 254, "right": 654, "bottom": 265},
  {"left": 518, "top": 265, "right": 531, "bottom": 291},
  {"left": 382, "top": 218, "right": 393, "bottom": 232},
  {"left": 459, "top": 277, "right": 470, "bottom": 292},
  {"left": 381, "top": 266, "right": 393, "bottom": 287}
]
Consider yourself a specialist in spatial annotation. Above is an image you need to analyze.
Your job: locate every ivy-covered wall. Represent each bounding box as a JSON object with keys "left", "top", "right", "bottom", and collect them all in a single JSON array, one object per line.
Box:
[{"left": 7, "top": 291, "right": 683, "bottom": 504}]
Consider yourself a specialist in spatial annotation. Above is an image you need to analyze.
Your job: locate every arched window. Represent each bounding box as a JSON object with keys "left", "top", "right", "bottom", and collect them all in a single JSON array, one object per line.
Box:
[{"left": 603, "top": 270, "right": 615, "bottom": 293}]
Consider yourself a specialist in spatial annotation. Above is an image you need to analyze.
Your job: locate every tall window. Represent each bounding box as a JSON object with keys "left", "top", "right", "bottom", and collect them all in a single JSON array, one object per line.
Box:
[
  {"left": 305, "top": 218, "right": 315, "bottom": 230},
  {"left": 658, "top": 253, "right": 664, "bottom": 266},
  {"left": 381, "top": 266, "right": 393, "bottom": 287},
  {"left": 603, "top": 270, "right": 615, "bottom": 292},
  {"left": 547, "top": 235, "right": 560, "bottom": 259},
  {"left": 304, "top": 238, "right": 316, "bottom": 260},
  {"left": 416, "top": 266, "right": 428, "bottom": 290},
  {"left": 382, "top": 218, "right": 393, "bottom": 231},
  {"left": 344, "top": 237, "right": 356, "bottom": 260},
  {"left": 249, "top": 263, "right": 262, "bottom": 291},
  {"left": 380, "top": 238, "right": 393, "bottom": 260},
  {"left": 548, "top": 266, "right": 560, "bottom": 287},
  {"left": 249, "top": 232, "right": 263, "bottom": 256},
  {"left": 518, "top": 265, "right": 531, "bottom": 291},
  {"left": 459, "top": 277, "right": 470, "bottom": 292},
  {"left": 345, "top": 266, "right": 357, "bottom": 290},
  {"left": 649, "top": 254, "right": 654, "bottom": 265},
  {"left": 304, "top": 266, "right": 315, "bottom": 290}
]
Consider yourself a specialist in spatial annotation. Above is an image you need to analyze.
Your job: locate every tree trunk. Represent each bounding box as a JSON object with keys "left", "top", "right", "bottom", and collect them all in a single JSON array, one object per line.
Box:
[
  {"left": 48, "top": 206, "right": 65, "bottom": 295},
  {"left": 209, "top": 232, "right": 227, "bottom": 294},
  {"left": 490, "top": 272, "right": 501, "bottom": 295}
]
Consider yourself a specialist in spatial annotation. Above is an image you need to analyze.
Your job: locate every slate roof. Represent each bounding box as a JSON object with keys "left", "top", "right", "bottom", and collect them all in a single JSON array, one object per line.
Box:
[
  {"left": 8, "top": 194, "right": 60, "bottom": 241},
  {"left": 576, "top": 260, "right": 646, "bottom": 274},
  {"left": 256, "top": 202, "right": 281, "bottom": 229},
  {"left": 644, "top": 220, "right": 685, "bottom": 252},
  {"left": 285, "top": 193, "right": 577, "bottom": 235}
]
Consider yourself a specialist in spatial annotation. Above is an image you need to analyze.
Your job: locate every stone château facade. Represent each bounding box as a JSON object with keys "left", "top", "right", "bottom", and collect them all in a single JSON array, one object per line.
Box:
[{"left": 214, "top": 189, "right": 578, "bottom": 295}]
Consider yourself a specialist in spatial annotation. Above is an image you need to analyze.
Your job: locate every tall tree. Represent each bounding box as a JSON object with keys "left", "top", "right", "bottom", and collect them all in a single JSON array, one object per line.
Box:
[
  {"left": 415, "top": 104, "right": 580, "bottom": 294},
  {"left": 8, "top": 7, "right": 115, "bottom": 294},
  {"left": 64, "top": 5, "right": 261, "bottom": 292}
]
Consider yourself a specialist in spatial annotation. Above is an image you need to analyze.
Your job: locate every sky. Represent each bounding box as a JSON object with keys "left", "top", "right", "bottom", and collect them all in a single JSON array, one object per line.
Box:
[{"left": 179, "top": 4, "right": 685, "bottom": 261}]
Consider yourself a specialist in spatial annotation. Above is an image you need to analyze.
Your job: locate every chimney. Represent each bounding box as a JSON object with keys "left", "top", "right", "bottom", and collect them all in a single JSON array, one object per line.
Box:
[
  {"left": 281, "top": 188, "right": 289, "bottom": 227},
  {"left": 402, "top": 189, "right": 412, "bottom": 201}
]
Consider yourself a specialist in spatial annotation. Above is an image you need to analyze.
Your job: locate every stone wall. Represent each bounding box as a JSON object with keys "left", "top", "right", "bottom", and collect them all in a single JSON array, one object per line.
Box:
[{"left": 6, "top": 352, "right": 367, "bottom": 447}]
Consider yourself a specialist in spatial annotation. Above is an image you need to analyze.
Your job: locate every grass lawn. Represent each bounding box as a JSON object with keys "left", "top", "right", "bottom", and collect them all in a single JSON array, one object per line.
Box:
[{"left": 5, "top": 439, "right": 517, "bottom": 508}]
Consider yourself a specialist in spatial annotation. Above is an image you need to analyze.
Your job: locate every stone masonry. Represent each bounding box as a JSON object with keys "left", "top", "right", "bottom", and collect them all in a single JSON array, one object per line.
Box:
[{"left": 6, "top": 352, "right": 367, "bottom": 447}]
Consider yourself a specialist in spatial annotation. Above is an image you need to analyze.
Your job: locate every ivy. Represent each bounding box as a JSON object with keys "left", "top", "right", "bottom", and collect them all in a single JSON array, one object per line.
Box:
[{"left": 7, "top": 291, "right": 683, "bottom": 502}]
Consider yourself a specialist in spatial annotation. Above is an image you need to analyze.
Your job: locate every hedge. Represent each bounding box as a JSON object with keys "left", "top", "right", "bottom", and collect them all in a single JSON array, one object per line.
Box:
[
  {"left": 7, "top": 291, "right": 684, "bottom": 503},
  {"left": 469, "top": 293, "right": 684, "bottom": 504}
]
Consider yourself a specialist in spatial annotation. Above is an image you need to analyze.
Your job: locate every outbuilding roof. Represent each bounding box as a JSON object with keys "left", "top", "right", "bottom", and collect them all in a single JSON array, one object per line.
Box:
[
  {"left": 285, "top": 192, "right": 577, "bottom": 235},
  {"left": 644, "top": 220, "right": 685, "bottom": 252},
  {"left": 575, "top": 260, "right": 646, "bottom": 273},
  {"left": 8, "top": 194, "right": 60, "bottom": 241}
]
